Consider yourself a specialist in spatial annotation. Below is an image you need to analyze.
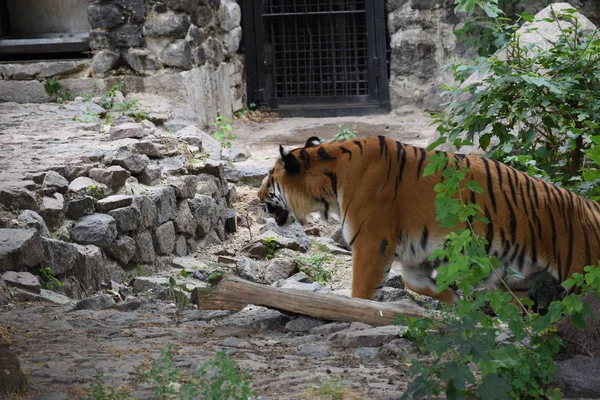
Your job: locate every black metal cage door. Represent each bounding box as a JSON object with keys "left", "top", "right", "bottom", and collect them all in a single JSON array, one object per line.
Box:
[{"left": 244, "top": 0, "right": 389, "bottom": 116}]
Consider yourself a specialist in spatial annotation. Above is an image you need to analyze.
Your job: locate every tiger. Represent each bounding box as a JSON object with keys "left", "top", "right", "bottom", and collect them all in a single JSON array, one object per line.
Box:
[{"left": 257, "top": 135, "right": 600, "bottom": 303}]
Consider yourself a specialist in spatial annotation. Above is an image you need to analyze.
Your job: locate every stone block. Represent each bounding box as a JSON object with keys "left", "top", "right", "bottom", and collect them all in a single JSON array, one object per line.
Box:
[
  {"left": 159, "top": 155, "right": 186, "bottom": 174},
  {"left": 123, "top": 48, "right": 160, "bottom": 74},
  {"left": 144, "top": 11, "right": 190, "bottom": 38},
  {"left": 152, "top": 221, "right": 176, "bottom": 255},
  {"left": 0, "top": 229, "right": 43, "bottom": 272},
  {"left": 263, "top": 257, "right": 297, "bottom": 285},
  {"left": 174, "top": 200, "right": 197, "bottom": 235},
  {"left": 107, "top": 205, "right": 140, "bottom": 233},
  {"left": 132, "top": 141, "right": 162, "bottom": 158},
  {"left": 222, "top": 27, "right": 242, "bottom": 56},
  {"left": 161, "top": 39, "right": 193, "bottom": 70},
  {"left": 218, "top": 0, "right": 241, "bottom": 32},
  {"left": 89, "top": 29, "right": 113, "bottom": 51},
  {"left": 89, "top": 166, "right": 132, "bottom": 190},
  {"left": 137, "top": 164, "right": 162, "bottom": 185},
  {"left": 39, "top": 193, "right": 65, "bottom": 230},
  {"left": 88, "top": 4, "right": 126, "bottom": 29},
  {"left": 74, "top": 294, "right": 115, "bottom": 310},
  {"left": 17, "top": 210, "right": 50, "bottom": 237},
  {"left": 109, "top": 122, "right": 146, "bottom": 140},
  {"left": 95, "top": 195, "right": 134, "bottom": 213},
  {"left": 91, "top": 50, "right": 120, "bottom": 74},
  {"left": 68, "top": 177, "right": 110, "bottom": 198},
  {"left": 105, "top": 235, "right": 137, "bottom": 265},
  {"left": 71, "top": 214, "right": 118, "bottom": 247},
  {"left": 150, "top": 187, "right": 177, "bottom": 226},
  {"left": 168, "top": 175, "right": 197, "bottom": 199},
  {"left": 109, "top": 147, "right": 150, "bottom": 175},
  {"left": 132, "top": 231, "right": 156, "bottom": 263},
  {"left": 1, "top": 271, "right": 41, "bottom": 294},
  {"left": 173, "top": 235, "right": 187, "bottom": 256},
  {"left": 42, "top": 171, "right": 69, "bottom": 194},
  {"left": 111, "top": 24, "right": 144, "bottom": 47},
  {"left": 132, "top": 195, "right": 156, "bottom": 231},
  {"left": 65, "top": 195, "right": 96, "bottom": 220},
  {"left": 188, "top": 194, "right": 219, "bottom": 237},
  {"left": 0, "top": 186, "right": 38, "bottom": 211}
]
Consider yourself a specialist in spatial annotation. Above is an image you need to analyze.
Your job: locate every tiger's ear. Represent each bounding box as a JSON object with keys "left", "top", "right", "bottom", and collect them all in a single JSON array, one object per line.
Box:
[
  {"left": 305, "top": 136, "right": 321, "bottom": 148},
  {"left": 279, "top": 145, "right": 300, "bottom": 174}
]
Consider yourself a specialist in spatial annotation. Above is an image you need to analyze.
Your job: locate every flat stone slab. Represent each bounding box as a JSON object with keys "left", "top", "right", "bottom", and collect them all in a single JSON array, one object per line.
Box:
[
  {"left": 1, "top": 271, "right": 41, "bottom": 293},
  {"left": 95, "top": 195, "right": 134, "bottom": 212}
]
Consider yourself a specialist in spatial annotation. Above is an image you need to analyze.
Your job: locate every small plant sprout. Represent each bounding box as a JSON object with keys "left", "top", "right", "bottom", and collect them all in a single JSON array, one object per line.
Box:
[
  {"left": 332, "top": 123, "right": 357, "bottom": 141},
  {"left": 213, "top": 115, "right": 236, "bottom": 148}
]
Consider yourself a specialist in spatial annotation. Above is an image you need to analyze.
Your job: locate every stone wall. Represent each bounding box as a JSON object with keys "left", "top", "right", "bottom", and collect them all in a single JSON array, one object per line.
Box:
[
  {"left": 0, "top": 123, "right": 235, "bottom": 299},
  {"left": 0, "top": 0, "right": 244, "bottom": 129},
  {"left": 385, "top": 0, "right": 600, "bottom": 111}
]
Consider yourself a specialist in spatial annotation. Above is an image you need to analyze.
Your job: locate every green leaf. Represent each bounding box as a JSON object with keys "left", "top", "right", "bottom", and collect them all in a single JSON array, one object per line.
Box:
[{"left": 476, "top": 374, "right": 511, "bottom": 400}]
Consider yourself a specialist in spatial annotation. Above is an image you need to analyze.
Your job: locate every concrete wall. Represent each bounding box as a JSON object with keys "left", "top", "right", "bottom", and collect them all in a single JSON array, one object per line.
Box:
[{"left": 6, "top": 0, "right": 91, "bottom": 35}]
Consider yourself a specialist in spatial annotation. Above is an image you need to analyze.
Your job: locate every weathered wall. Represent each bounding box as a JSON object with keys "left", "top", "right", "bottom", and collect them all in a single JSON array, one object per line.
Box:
[{"left": 385, "top": 0, "right": 600, "bottom": 111}]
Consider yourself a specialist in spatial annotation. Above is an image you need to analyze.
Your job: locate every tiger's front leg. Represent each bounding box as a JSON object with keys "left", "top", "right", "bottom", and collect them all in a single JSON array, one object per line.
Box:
[{"left": 350, "top": 235, "right": 395, "bottom": 300}]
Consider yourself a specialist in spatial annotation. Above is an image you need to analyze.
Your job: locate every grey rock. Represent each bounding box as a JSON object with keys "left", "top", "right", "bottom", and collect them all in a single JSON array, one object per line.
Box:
[
  {"left": 196, "top": 173, "right": 224, "bottom": 199},
  {"left": 1, "top": 271, "right": 41, "bottom": 293},
  {"left": 137, "top": 164, "right": 162, "bottom": 185},
  {"left": 132, "top": 231, "right": 156, "bottom": 263},
  {"left": 172, "top": 256, "right": 208, "bottom": 271},
  {"left": 150, "top": 187, "right": 177, "bottom": 225},
  {"left": 222, "top": 145, "right": 250, "bottom": 162},
  {"left": 96, "top": 195, "right": 134, "bottom": 213},
  {"left": 42, "top": 171, "right": 69, "bottom": 193},
  {"left": 236, "top": 257, "right": 262, "bottom": 282},
  {"left": 132, "top": 141, "right": 162, "bottom": 158},
  {"left": 17, "top": 210, "right": 50, "bottom": 237},
  {"left": 91, "top": 50, "right": 120, "bottom": 74},
  {"left": 11, "top": 287, "right": 72, "bottom": 305},
  {"left": 260, "top": 219, "right": 311, "bottom": 252},
  {"left": 285, "top": 316, "right": 327, "bottom": 333},
  {"left": 89, "top": 29, "right": 112, "bottom": 51},
  {"left": 310, "top": 237, "right": 351, "bottom": 256},
  {"left": 201, "top": 37, "right": 224, "bottom": 64},
  {"left": 39, "top": 193, "right": 65, "bottom": 230},
  {"left": 263, "top": 257, "right": 297, "bottom": 284},
  {"left": 65, "top": 195, "right": 96, "bottom": 220},
  {"left": 175, "top": 125, "right": 222, "bottom": 160},
  {"left": 222, "top": 26, "right": 242, "bottom": 56},
  {"left": 220, "top": 309, "right": 290, "bottom": 331},
  {"left": 71, "top": 214, "right": 117, "bottom": 247},
  {"left": 174, "top": 200, "right": 197, "bottom": 235},
  {"left": 198, "top": 160, "right": 227, "bottom": 184},
  {"left": 159, "top": 155, "right": 187, "bottom": 174},
  {"left": 153, "top": 221, "right": 176, "bottom": 255},
  {"left": 88, "top": 4, "right": 126, "bottom": 29},
  {"left": 109, "top": 122, "right": 146, "bottom": 140},
  {"left": 123, "top": 48, "right": 160, "bottom": 74},
  {"left": 224, "top": 162, "right": 270, "bottom": 187},
  {"left": 115, "top": 0, "right": 145, "bottom": 23},
  {"left": 310, "top": 322, "right": 351, "bottom": 336},
  {"left": 105, "top": 235, "right": 137, "bottom": 265},
  {"left": 111, "top": 24, "right": 144, "bottom": 47},
  {"left": 188, "top": 194, "right": 220, "bottom": 237},
  {"left": 141, "top": 119, "right": 157, "bottom": 135},
  {"left": 218, "top": 0, "right": 241, "bottom": 32},
  {"left": 242, "top": 241, "right": 268, "bottom": 259},
  {"left": 68, "top": 177, "right": 110, "bottom": 198},
  {"left": 186, "top": 25, "right": 206, "bottom": 47},
  {"left": 110, "top": 147, "right": 150, "bottom": 175},
  {"left": 329, "top": 325, "right": 408, "bottom": 348},
  {"left": 0, "top": 185, "right": 38, "bottom": 211},
  {"left": 74, "top": 294, "right": 116, "bottom": 310},
  {"left": 144, "top": 11, "right": 190, "bottom": 38},
  {"left": 0, "top": 229, "right": 43, "bottom": 272},
  {"left": 259, "top": 230, "right": 306, "bottom": 253},
  {"left": 161, "top": 40, "right": 193, "bottom": 70},
  {"left": 377, "top": 338, "right": 416, "bottom": 363},
  {"left": 173, "top": 235, "right": 187, "bottom": 256},
  {"left": 272, "top": 272, "right": 324, "bottom": 292},
  {"left": 168, "top": 175, "right": 197, "bottom": 199},
  {"left": 132, "top": 196, "right": 156, "bottom": 231},
  {"left": 377, "top": 287, "right": 413, "bottom": 303},
  {"left": 53, "top": 220, "right": 73, "bottom": 242},
  {"left": 384, "top": 273, "right": 405, "bottom": 289},
  {"left": 41, "top": 237, "right": 78, "bottom": 275},
  {"left": 555, "top": 355, "right": 600, "bottom": 397},
  {"left": 107, "top": 206, "right": 140, "bottom": 233}
]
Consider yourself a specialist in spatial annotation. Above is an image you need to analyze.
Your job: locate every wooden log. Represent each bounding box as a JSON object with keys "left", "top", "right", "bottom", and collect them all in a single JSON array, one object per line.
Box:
[{"left": 191, "top": 274, "right": 445, "bottom": 328}]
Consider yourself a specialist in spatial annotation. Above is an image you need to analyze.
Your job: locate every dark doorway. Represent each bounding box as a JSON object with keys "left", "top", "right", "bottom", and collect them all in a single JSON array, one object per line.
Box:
[{"left": 244, "top": 0, "right": 390, "bottom": 116}]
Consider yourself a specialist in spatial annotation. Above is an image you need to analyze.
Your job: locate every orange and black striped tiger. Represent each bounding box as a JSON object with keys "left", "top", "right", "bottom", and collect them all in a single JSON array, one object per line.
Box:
[{"left": 257, "top": 135, "right": 600, "bottom": 303}]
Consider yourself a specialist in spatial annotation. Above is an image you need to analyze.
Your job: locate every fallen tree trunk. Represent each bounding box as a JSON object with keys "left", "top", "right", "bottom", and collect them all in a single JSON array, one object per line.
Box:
[{"left": 190, "top": 274, "right": 445, "bottom": 328}]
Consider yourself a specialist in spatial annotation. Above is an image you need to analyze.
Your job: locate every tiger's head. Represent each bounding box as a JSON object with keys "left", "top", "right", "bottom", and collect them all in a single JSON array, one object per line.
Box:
[{"left": 258, "top": 136, "right": 339, "bottom": 226}]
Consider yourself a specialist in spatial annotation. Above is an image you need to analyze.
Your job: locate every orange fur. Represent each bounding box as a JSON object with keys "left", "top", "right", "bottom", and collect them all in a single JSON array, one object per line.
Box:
[{"left": 258, "top": 136, "right": 600, "bottom": 302}]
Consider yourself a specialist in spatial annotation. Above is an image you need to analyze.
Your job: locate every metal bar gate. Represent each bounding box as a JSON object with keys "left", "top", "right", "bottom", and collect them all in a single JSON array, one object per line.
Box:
[{"left": 243, "top": 0, "right": 389, "bottom": 116}]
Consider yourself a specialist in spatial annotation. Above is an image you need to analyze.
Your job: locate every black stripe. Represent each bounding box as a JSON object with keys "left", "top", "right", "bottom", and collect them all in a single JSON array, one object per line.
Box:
[
  {"left": 299, "top": 149, "right": 310, "bottom": 168},
  {"left": 464, "top": 157, "right": 471, "bottom": 169},
  {"left": 340, "top": 146, "right": 352, "bottom": 160},
  {"left": 378, "top": 135, "right": 388, "bottom": 159},
  {"left": 317, "top": 147, "right": 335, "bottom": 160},
  {"left": 325, "top": 172, "right": 338, "bottom": 197},
  {"left": 506, "top": 167, "right": 518, "bottom": 206},
  {"left": 416, "top": 148, "right": 427, "bottom": 178},
  {"left": 353, "top": 140, "right": 363, "bottom": 155},
  {"left": 482, "top": 158, "right": 497, "bottom": 213},
  {"left": 396, "top": 141, "right": 403, "bottom": 162},
  {"left": 379, "top": 237, "right": 389, "bottom": 256},
  {"left": 393, "top": 146, "right": 408, "bottom": 202},
  {"left": 528, "top": 221, "right": 537, "bottom": 265},
  {"left": 517, "top": 244, "right": 527, "bottom": 271},
  {"left": 502, "top": 191, "right": 517, "bottom": 240},
  {"left": 421, "top": 226, "right": 429, "bottom": 250},
  {"left": 493, "top": 160, "right": 503, "bottom": 188}
]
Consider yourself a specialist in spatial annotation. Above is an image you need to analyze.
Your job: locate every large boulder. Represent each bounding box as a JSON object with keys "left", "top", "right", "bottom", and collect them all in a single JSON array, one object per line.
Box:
[{"left": 71, "top": 214, "right": 118, "bottom": 247}]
